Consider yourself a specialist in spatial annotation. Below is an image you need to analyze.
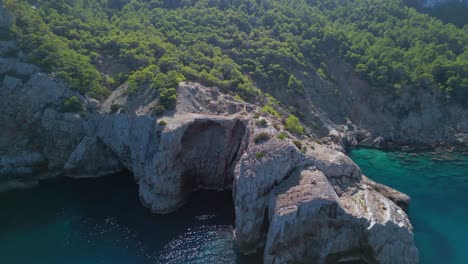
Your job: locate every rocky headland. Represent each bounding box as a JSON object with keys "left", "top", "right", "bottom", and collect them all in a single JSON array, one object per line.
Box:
[
  {"left": 0, "top": 55, "right": 419, "bottom": 263},
  {"left": 0, "top": 4, "right": 434, "bottom": 263}
]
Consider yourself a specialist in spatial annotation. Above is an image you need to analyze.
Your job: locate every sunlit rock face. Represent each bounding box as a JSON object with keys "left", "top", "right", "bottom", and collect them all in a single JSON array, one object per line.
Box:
[
  {"left": 234, "top": 140, "right": 418, "bottom": 264},
  {"left": 0, "top": 45, "right": 419, "bottom": 263}
]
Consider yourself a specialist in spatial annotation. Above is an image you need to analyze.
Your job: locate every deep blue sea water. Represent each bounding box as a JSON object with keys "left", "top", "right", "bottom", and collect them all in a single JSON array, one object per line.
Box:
[
  {"left": 0, "top": 174, "right": 262, "bottom": 264},
  {"left": 1, "top": 149, "right": 466, "bottom": 264},
  {"left": 350, "top": 148, "right": 468, "bottom": 264}
]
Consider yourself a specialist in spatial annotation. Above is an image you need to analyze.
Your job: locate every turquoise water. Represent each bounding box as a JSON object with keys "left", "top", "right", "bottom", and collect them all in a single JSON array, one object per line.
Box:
[
  {"left": 2, "top": 149, "right": 466, "bottom": 264},
  {"left": 0, "top": 174, "right": 262, "bottom": 264},
  {"left": 350, "top": 148, "right": 468, "bottom": 264}
]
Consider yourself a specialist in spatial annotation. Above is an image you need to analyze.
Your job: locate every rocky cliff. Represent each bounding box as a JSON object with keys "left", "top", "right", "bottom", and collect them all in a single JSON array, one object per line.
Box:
[
  {"left": 0, "top": 4, "right": 421, "bottom": 262},
  {"left": 0, "top": 56, "right": 418, "bottom": 262},
  {"left": 262, "top": 57, "right": 468, "bottom": 151}
]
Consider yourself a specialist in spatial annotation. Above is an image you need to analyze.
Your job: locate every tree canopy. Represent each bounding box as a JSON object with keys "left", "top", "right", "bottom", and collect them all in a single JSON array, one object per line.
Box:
[{"left": 4, "top": 0, "right": 467, "bottom": 105}]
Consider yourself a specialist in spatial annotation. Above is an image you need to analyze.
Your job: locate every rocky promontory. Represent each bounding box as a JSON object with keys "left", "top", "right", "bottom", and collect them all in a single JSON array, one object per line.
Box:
[{"left": 0, "top": 50, "right": 418, "bottom": 263}]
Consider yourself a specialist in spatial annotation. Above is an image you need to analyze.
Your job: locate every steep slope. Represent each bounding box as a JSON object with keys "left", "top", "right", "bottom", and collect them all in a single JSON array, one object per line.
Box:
[{"left": 268, "top": 57, "right": 468, "bottom": 149}]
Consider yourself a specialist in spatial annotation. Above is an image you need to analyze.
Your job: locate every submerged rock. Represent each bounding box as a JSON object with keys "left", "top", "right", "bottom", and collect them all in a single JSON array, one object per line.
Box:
[{"left": 0, "top": 56, "right": 419, "bottom": 263}]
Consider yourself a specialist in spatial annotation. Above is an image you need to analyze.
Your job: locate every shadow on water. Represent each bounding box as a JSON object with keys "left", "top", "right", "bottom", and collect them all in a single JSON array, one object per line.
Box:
[{"left": 0, "top": 173, "right": 263, "bottom": 264}]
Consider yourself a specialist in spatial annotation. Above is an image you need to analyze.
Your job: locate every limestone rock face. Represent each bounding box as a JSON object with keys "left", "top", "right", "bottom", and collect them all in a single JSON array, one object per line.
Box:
[
  {"left": 234, "top": 138, "right": 308, "bottom": 250},
  {"left": 234, "top": 135, "right": 418, "bottom": 263},
  {"left": 310, "top": 143, "right": 361, "bottom": 179},
  {"left": 64, "top": 136, "right": 123, "bottom": 177},
  {"left": 0, "top": 55, "right": 418, "bottom": 263}
]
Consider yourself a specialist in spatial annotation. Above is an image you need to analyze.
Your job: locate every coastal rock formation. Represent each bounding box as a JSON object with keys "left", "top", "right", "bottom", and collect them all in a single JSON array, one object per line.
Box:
[
  {"left": 264, "top": 167, "right": 417, "bottom": 264},
  {"left": 234, "top": 132, "right": 417, "bottom": 263},
  {"left": 0, "top": 28, "right": 419, "bottom": 262}
]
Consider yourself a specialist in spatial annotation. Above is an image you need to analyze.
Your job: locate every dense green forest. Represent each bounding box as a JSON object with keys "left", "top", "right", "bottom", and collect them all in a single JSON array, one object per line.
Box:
[{"left": 3, "top": 0, "right": 468, "bottom": 108}]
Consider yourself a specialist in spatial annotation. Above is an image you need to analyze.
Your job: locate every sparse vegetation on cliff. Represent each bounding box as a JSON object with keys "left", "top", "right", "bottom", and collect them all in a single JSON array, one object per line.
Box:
[
  {"left": 285, "top": 115, "right": 305, "bottom": 135},
  {"left": 62, "top": 96, "right": 82, "bottom": 112},
  {"left": 254, "top": 132, "right": 271, "bottom": 144}
]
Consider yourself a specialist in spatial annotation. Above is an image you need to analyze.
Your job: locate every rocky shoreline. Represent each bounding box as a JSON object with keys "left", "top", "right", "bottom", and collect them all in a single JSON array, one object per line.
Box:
[
  {"left": 0, "top": 5, "right": 433, "bottom": 262},
  {"left": 4, "top": 3, "right": 468, "bottom": 263},
  {"left": 0, "top": 57, "right": 419, "bottom": 262}
]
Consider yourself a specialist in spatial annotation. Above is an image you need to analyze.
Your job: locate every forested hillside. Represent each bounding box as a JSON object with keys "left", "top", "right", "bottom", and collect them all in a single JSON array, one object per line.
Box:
[{"left": 3, "top": 0, "right": 468, "bottom": 108}]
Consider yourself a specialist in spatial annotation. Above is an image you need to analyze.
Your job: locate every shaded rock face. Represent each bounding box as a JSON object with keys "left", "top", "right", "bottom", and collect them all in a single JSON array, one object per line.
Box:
[
  {"left": 180, "top": 119, "right": 246, "bottom": 189},
  {"left": 133, "top": 117, "right": 248, "bottom": 213},
  {"left": 0, "top": 50, "right": 418, "bottom": 263}
]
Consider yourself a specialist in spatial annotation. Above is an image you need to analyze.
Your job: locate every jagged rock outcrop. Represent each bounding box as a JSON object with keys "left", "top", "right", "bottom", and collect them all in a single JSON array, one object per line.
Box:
[
  {"left": 263, "top": 167, "right": 417, "bottom": 264},
  {"left": 234, "top": 130, "right": 417, "bottom": 263},
  {"left": 0, "top": 32, "right": 419, "bottom": 262}
]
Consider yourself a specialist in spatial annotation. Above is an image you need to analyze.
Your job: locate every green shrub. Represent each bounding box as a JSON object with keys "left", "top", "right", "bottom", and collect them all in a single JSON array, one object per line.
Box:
[
  {"left": 158, "top": 120, "right": 167, "bottom": 126},
  {"left": 285, "top": 115, "right": 304, "bottom": 135},
  {"left": 317, "top": 68, "right": 327, "bottom": 79},
  {"left": 261, "top": 105, "right": 280, "bottom": 118},
  {"left": 254, "top": 132, "right": 270, "bottom": 144},
  {"left": 234, "top": 94, "right": 244, "bottom": 102},
  {"left": 255, "top": 151, "right": 266, "bottom": 159},
  {"left": 287, "top": 74, "right": 304, "bottom": 93},
  {"left": 159, "top": 87, "right": 177, "bottom": 110},
  {"left": 277, "top": 132, "right": 288, "bottom": 140},
  {"left": 62, "top": 96, "right": 83, "bottom": 112}
]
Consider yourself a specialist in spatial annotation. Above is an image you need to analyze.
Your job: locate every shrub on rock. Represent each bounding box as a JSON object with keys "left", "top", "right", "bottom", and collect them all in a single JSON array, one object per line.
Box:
[{"left": 62, "top": 96, "right": 82, "bottom": 112}]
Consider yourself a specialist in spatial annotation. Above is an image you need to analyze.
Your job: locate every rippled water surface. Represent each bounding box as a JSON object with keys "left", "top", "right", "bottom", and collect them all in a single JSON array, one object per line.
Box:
[
  {"left": 350, "top": 148, "right": 468, "bottom": 264},
  {"left": 0, "top": 174, "right": 262, "bottom": 264}
]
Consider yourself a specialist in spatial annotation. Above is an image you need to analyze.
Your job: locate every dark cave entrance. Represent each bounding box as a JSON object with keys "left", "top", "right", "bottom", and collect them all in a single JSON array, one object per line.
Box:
[{"left": 179, "top": 119, "right": 247, "bottom": 192}]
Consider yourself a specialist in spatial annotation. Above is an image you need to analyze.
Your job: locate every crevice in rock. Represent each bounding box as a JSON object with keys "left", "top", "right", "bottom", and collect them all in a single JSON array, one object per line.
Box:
[{"left": 224, "top": 120, "right": 248, "bottom": 186}]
